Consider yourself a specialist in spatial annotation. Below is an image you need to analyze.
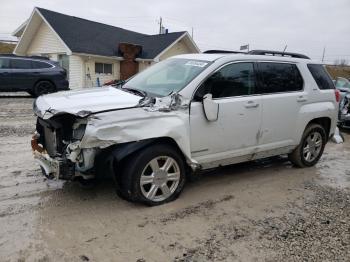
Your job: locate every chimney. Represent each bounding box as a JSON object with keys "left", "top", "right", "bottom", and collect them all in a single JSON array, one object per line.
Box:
[{"left": 118, "top": 43, "right": 142, "bottom": 80}]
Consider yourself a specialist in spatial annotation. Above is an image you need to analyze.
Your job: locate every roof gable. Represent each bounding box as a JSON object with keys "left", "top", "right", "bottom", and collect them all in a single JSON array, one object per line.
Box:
[{"left": 36, "top": 8, "right": 192, "bottom": 59}]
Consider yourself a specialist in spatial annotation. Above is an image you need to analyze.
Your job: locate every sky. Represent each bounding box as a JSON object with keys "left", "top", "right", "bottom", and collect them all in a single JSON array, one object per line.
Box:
[{"left": 0, "top": 0, "right": 349, "bottom": 64}]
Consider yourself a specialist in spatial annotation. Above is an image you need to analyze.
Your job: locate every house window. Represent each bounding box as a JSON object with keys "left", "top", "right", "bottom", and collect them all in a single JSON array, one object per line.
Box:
[{"left": 95, "top": 63, "right": 113, "bottom": 74}]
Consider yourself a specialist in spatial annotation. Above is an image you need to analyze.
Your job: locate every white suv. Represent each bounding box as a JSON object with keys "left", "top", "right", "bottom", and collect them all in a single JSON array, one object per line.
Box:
[{"left": 32, "top": 50, "right": 339, "bottom": 205}]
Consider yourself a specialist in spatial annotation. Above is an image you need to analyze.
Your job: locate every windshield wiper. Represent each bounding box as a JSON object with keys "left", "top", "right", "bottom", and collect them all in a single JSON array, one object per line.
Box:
[{"left": 121, "top": 86, "right": 147, "bottom": 97}]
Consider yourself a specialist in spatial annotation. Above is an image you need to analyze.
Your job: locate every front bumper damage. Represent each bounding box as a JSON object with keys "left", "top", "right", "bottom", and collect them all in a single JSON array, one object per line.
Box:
[
  {"left": 31, "top": 133, "right": 81, "bottom": 180},
  {"left": 31, "top": 134, "right": 61, "bottom": 179},
  {"left": 339, "top": 93, "right": 350, "bottom": 127}
]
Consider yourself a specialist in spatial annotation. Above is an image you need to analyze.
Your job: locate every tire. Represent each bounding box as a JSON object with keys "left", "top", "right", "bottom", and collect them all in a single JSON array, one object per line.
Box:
[
  {"left": 33, "top": 81, "right": 56, "bottom": 97},
  {"left": 289, "top": 124, "right": 326, "bottom": 167},
  {"left": 117, "top": 144, "right": 187, "bottom": 206}
]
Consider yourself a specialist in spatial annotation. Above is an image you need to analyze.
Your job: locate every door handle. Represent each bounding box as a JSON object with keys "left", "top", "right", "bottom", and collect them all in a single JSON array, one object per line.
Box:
[
  {"left": 244, "top": 101, "right": 259, "bottom": 108},
  {"left": 296, "top": 96, "right": 307, "bottom": 102}
]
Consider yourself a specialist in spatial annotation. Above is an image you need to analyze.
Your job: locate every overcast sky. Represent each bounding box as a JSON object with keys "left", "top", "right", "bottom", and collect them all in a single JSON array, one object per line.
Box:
[{"left": 0, "top": 0, "right": 349, "bottom": 63}]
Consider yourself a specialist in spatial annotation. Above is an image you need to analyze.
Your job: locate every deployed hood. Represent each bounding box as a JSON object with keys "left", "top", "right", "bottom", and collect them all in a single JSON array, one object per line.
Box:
[{"left": 34, "top": 86, "right": 142, "bottom": 119}]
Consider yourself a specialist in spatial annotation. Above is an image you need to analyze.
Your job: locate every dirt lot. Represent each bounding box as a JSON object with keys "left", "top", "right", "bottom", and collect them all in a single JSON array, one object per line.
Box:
[{"left": 0, "top": 93, "right": 349, "bottom": 262}]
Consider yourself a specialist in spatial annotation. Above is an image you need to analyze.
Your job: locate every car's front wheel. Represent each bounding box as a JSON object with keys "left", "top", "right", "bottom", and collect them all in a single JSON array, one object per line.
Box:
[
  {"left": 289, "top": 123, "right": 326, "bottom": 167},
  {"left": 118, "top": 144, "right": 187, "bottom": 206}
]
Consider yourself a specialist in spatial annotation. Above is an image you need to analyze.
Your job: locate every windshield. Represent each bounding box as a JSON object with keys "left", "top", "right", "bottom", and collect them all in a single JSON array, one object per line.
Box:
[
  {"left": 336, "top": 78, "right": 350, "bottom": 90},
  {"left": 124, "top": 58, "right": 211, "bottom": 97}
]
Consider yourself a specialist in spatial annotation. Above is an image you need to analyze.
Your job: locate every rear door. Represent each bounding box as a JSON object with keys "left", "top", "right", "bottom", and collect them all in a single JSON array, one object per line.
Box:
[
  {"left": 255, "top": 62, "right": 304, "bottom": 150},
  {"left": 8, "top": 58, "right": 35, "bottom": 90},
  {"left": 0, "top": 58, "right": 11, "bottom": 90},
  {"left": 190, "top": 62, "right": 262, "bottom": 166}
]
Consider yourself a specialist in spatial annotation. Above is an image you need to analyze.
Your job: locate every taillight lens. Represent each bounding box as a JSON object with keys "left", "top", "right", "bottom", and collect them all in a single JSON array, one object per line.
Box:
[{"left": 335, "top": 89, "right": 340, "bottom": 103}]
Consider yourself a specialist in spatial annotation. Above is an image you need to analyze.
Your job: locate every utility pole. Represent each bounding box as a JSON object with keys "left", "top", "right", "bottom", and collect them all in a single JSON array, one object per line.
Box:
[
  {"left": 282, "top": 45, "right": 288, "bottom": 53},
  {"left": 191, "top": 27, "right": 194, "bottom": 39},
  {"left": 159, "top": 17, "right": 163, "bottom": 34},
  {"left": 322, "top": 46, "right": 326, "bottom": 62}
]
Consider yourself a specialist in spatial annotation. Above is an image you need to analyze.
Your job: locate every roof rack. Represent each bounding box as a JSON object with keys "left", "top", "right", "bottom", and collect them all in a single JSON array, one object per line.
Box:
[
  {"left": 203, "top": 49, "right": 310, "bottom": 59},
  {"left": 203, "top": 50, "right": 246, "bottom": 54},
  {"left": 248, "top": 50, "right": 310, "bottom": 59},
  {"left": 0, "top": 54, "right": 50, "bottom": 60}
]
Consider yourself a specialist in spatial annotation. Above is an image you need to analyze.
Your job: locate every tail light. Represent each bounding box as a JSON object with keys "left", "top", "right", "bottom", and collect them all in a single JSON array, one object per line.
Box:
[{"left": 335, "top": 89, "right": 340, "bottom": 103}]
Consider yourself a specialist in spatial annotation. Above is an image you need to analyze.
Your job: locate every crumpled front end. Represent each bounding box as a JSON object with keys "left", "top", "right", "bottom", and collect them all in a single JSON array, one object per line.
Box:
[
  {"left": 31, "top": 92, "right": 194, "bottom": 180},
  {"left": 339, "top": 93, "right": 350, "bottom": 127},
  {"left": 31, "top": 114, "right": 95, "bottom": 180}
]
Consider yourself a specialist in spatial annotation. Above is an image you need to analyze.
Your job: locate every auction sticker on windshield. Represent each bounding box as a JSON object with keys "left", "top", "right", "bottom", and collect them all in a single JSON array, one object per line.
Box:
[{"left": 185, "top": 61, "right": 208, "bottom": 67}]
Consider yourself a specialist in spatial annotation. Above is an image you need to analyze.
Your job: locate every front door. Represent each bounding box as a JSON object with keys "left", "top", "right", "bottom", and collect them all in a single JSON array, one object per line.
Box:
[
  {"left": 8, "top": 58, "right": 35, "bottom": 91},
  {"left": 0, "top": 57, "right": 11, "bottom": 90},
  {"left": 190, "top": 62, "right": 262, "bottom": 167}
]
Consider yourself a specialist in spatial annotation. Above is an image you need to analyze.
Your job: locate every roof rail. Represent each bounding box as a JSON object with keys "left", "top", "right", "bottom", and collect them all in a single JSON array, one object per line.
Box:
[
  {"left": 203, "top": 50, "right": 246, "bottom": 54},
  {"left": 0, "top": 54, "right": 50, "bottom": 60},
  {"left": 0, "top": 53, "right": 18, "bottom": 57},
  {"left": 248, "top": 50, "right": 310, "bottom": 59}
]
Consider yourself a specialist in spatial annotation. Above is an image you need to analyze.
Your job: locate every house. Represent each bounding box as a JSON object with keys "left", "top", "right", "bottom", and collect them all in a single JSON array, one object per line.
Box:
[{"left": 13, "top": 8, "right": 200, "bottom": 89}]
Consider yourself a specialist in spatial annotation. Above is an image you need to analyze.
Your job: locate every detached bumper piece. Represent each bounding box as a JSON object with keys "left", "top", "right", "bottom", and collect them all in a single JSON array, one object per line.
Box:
[{"left": 31, "top": 134, "right": 74, "bottom": 180}]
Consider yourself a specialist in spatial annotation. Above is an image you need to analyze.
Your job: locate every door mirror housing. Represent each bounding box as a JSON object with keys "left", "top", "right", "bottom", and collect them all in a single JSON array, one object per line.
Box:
[{"left": 202, "top": 93, "right": 219, "bottom": 121}]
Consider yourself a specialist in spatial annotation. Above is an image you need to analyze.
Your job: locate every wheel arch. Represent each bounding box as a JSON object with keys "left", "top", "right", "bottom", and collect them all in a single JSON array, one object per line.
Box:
[
  {"left": 95, "top": 137, "right": 192, "bottom": 179},
  {"left": 307, "top": 117, "right": 331, "bottom": 140}
]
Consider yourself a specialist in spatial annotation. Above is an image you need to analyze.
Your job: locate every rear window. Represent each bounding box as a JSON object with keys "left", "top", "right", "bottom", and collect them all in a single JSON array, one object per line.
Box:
[
  {"left": 307, "top": 64, "right": 334, "bottom": 90},
  {"left": 257, "top": 62, "right": 303, "bottom": 94},
  {"left": 10, "top": 59, "right": 32, "bottom": 69}
]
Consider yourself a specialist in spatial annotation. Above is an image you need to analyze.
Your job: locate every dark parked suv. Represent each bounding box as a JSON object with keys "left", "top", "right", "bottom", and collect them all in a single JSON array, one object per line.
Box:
[{"left": 0, "top": 55, "right": 69, "bottom": 97}]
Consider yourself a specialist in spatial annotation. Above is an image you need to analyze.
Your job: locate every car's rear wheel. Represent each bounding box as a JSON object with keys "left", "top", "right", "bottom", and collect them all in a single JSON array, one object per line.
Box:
[
  {"left": 33, "top": 81, "right": 56, "bottom": 97},
  {"left": 118, "top": 144, "right": 186, "bottom": 206},
  {"left": 289, "top": 123, "right": 326, "bottom": 167}
]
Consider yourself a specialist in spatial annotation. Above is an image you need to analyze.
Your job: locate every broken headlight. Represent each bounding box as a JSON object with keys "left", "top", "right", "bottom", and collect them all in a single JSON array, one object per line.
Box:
[{"left": 72, "top": 123, "right": 87, "bottom": 140}]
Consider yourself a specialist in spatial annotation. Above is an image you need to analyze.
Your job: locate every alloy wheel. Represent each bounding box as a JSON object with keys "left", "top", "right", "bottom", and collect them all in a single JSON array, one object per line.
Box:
[
  {"left": 140, "top": 156, "right": 181, "bottom": 202},
  {"left": 303, "top": 131, "right": 323, "bottom": 162}
]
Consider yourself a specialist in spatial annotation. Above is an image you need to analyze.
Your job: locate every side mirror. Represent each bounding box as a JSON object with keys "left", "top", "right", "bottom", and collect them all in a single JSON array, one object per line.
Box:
[{"left": 202, "top": 94, "right": 219, "bottom": 121}]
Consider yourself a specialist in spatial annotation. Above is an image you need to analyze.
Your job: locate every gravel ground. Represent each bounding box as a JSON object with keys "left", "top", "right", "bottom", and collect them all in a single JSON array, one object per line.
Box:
[{"left": 0, "top": 92, "right": 349, "bottom": 262}]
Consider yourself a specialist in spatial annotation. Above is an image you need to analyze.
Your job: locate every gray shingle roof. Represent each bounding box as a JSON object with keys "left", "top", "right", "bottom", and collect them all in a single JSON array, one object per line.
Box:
[{"left": 37, "top": 8, "right": 186, "bottom": 59}]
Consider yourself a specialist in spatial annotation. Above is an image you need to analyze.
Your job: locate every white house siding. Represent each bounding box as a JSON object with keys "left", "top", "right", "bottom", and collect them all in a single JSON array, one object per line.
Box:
[
  {"left": 159, "top": 39, "right": 191, "bottom": 60},
  {"left": 83, "top": 58, "right": 120, "bottom": 88},
  {"left": 137, "top": 40, "right": 192, "bottom": 72},
  {"left": 138, "top": 61, "right": 154, "bottom": 72},
  {"left": 69, "top": 55, "right": 84, "bottom": 89},
  {"left": 27, "top": 21, "right": 67, "bottom": 56}
]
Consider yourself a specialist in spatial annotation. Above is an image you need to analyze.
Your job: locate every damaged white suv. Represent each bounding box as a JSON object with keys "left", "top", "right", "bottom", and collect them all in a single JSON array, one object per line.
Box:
[{"left": 32, "top": 50, "right": 339, "bottom": 205}]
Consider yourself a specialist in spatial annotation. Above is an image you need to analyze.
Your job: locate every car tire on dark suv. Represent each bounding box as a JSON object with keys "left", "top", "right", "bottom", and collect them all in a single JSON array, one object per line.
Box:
[{"left": 33, "top": 80, "right": 57, "bottom": 97}]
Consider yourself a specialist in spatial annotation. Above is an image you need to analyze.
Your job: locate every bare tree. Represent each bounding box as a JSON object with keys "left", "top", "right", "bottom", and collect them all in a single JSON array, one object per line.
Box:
[{"left": 334, "top": 59, "right": 349, "bottom": 67}]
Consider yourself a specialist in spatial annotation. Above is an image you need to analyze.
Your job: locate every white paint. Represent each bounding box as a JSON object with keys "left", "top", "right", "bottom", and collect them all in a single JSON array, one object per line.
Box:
[
  {"left": 84, "top": 57, "right": 120, "bottom": 87},
  {"left": 159, "top": 39, "right": 193, "bottom": 61},
  {"left": 34, "top": 86, "right": 141, "bottom": 118},
  {"left": 27, "top": 21, "right": 67, "bottom": 55},
  {"left": 33, "top": 53, "right": 339, "bottom": 171},
  {"left": 69, "top": 55, "right": 84, "bottom": 89}
]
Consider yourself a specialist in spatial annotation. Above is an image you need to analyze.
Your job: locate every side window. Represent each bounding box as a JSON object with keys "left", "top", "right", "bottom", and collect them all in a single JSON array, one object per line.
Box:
[
  {"left": 10, "top": 59, "right": 32, "bottom": 69},
  {"left": 0, "top": 58, "right": 10, "bottom": 69},
  {"left": 307, "top": 64, "right": 334, "bottom": 90},
  {"left": 32, "top": 61, "right": 51, "bottom": 69},
  {"left": 196, "top": 62, "right": 255, "bottom": 99},
  {"left": 257, "top": 63, "right": 303, "bottom": 93}
]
